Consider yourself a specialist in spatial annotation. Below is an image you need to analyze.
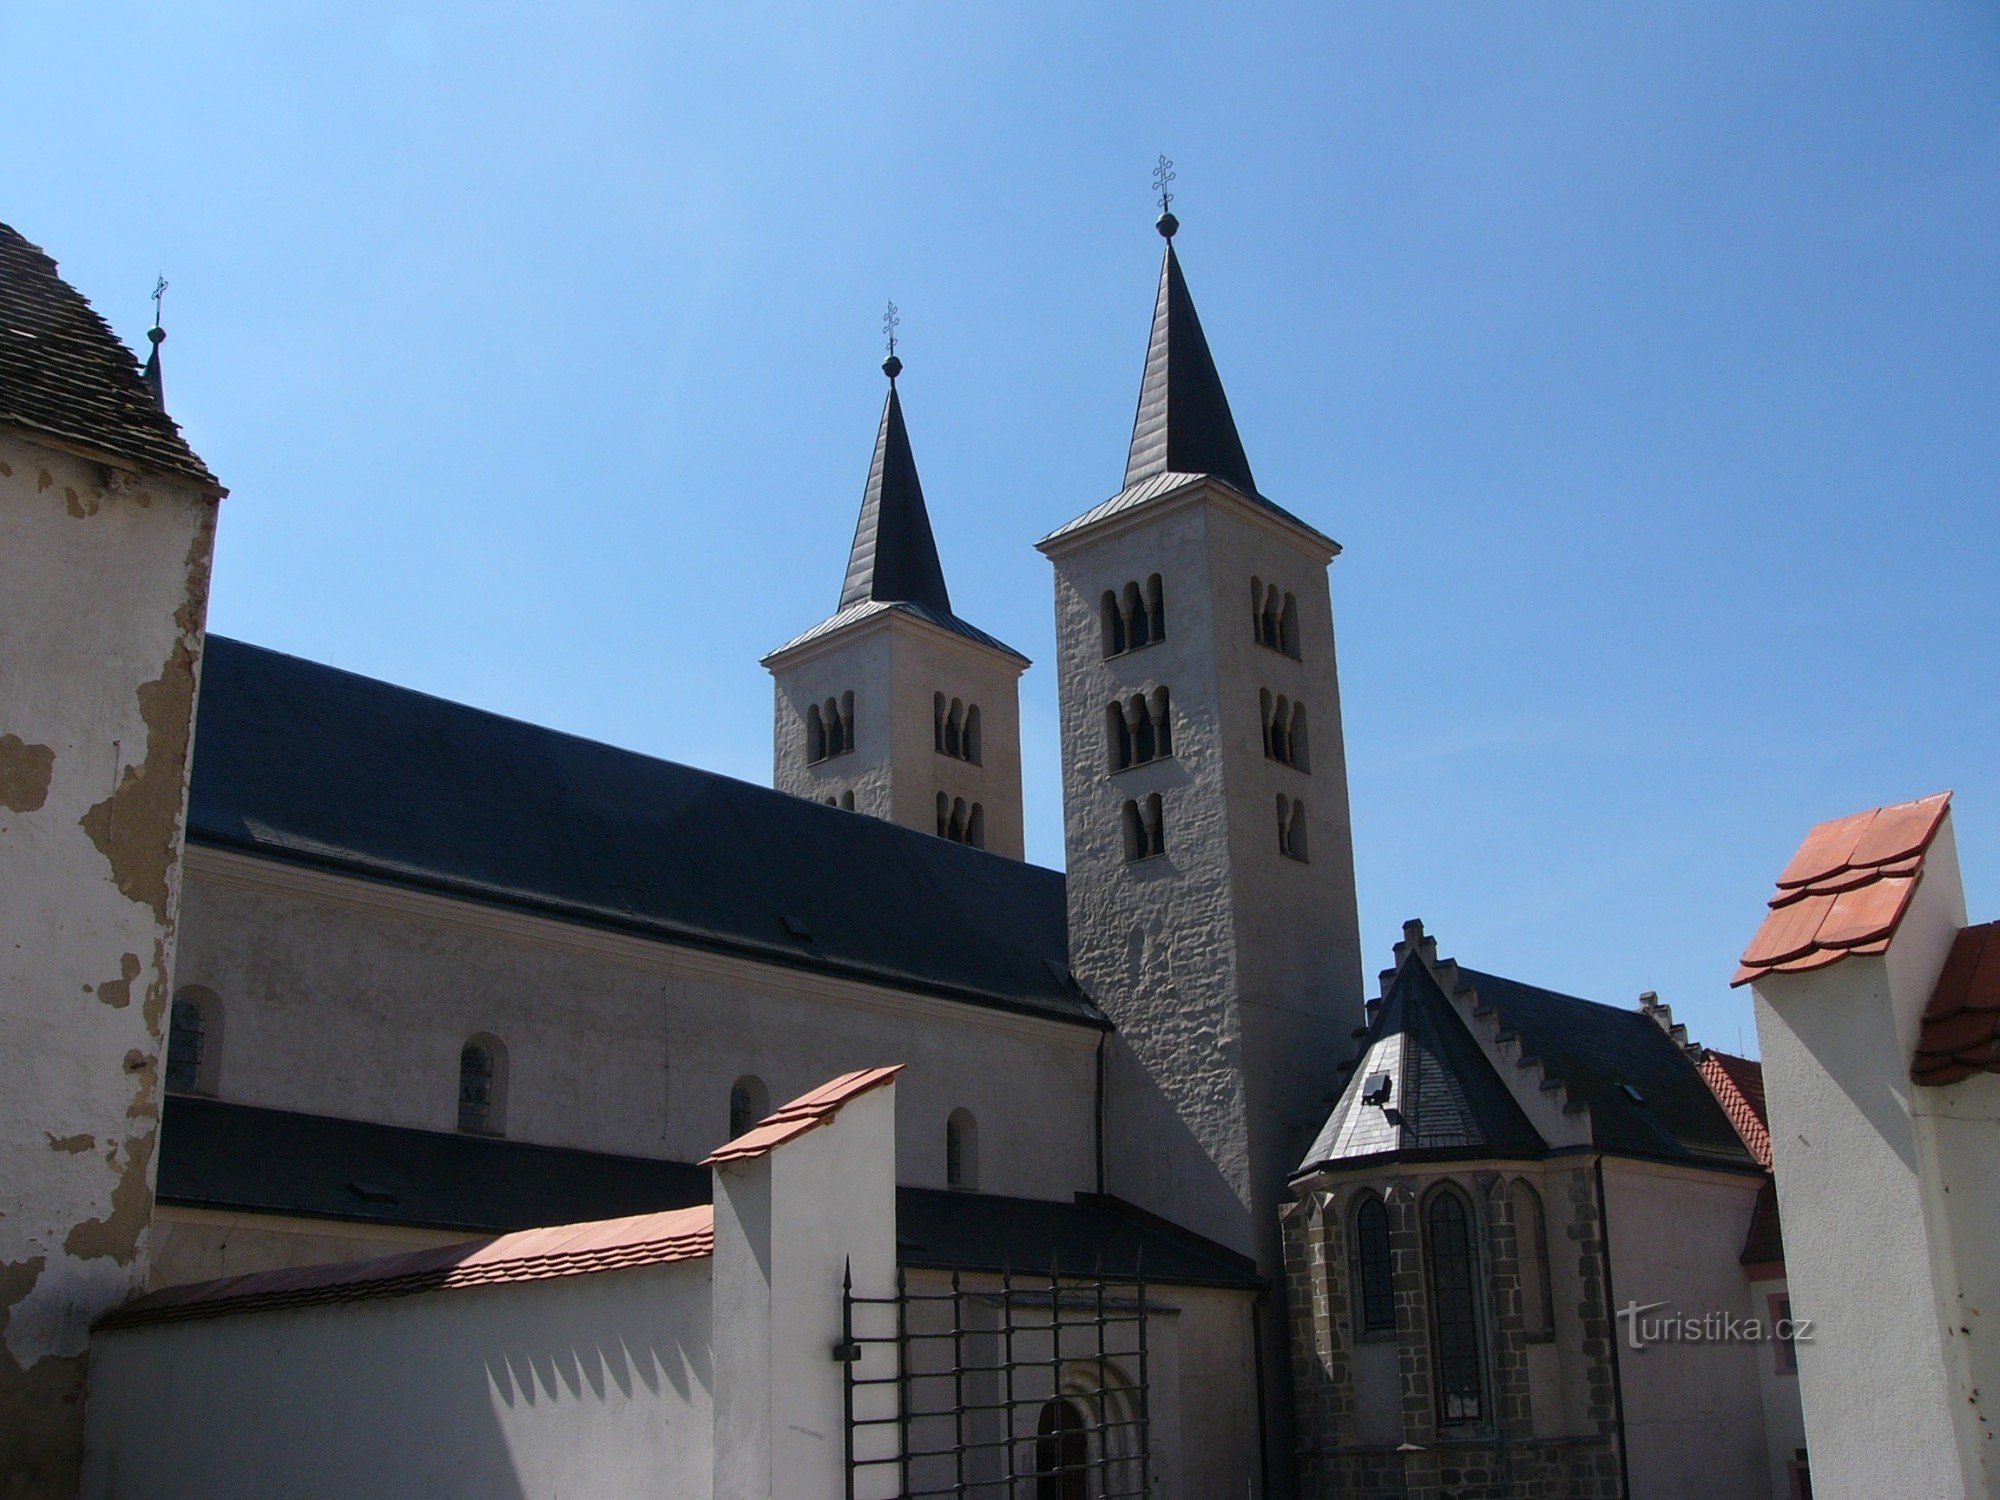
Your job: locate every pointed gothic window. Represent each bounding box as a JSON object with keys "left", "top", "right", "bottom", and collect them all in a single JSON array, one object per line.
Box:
[
  {"left": 1425, "top": 1187, "right": 1485, "bottom": 1423},
  {"left": 1511, "top": 1180, "right": 1554, "bottom": 1340},
  {"left": 1354, "top": 1193, "right": 1395, "bottom": 1334}
]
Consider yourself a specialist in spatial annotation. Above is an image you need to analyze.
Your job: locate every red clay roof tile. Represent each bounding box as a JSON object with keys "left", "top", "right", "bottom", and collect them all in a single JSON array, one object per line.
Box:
[
  {"left": 1733, "top": 793, "right": 1951, "bottom": 987},
  {"left": 1913, "top": 921, "right": 2000, "bottom": 1087},
  {"left": 100, "top": 1204, "right": 713, "bottom": 1329},
  {"left": 1699, "top": 1050, "right": 1771, "bottom": 1167},
  {"left": 700, "top": 1065, "right": 903, "bottom": 1167}
]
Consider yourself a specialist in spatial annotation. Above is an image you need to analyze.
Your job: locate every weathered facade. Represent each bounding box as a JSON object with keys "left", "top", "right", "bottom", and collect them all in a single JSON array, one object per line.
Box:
[{"left": 0, "top": 226, "right": 222, "bottom": 1496}]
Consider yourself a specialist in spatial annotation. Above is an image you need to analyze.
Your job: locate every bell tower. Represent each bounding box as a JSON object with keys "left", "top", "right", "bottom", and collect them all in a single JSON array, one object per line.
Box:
[
  {"left": 1039, "top": 210, "right": 1365, "bottom": 1282},
  {"left": 765, "top": 353, "right": 1029, "bottom": 857}
]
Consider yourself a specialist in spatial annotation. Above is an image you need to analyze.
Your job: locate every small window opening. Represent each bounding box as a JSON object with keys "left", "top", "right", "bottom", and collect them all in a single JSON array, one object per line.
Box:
[
  {"left": 1102, "top": 575, "right": 1167, "bottom": 657},
  {"left": 946, "top": 1108, "right": 979, "bottom": 1189},
  {"left": 1261, "top": 691, "right": 1309, "bottom": 771},
  {"left": 1108, "top": 690, "right": 1172, "bottom": 772},
  {"left": 729, "top": 1075, "right": 769, "bottom": 1140},
  {"left": 165, "top": 992, "right": 207, "bottom": 1095},
  {"left": 1035, "top": 1398, "right": 1091, "bottom": 1500},
  {"left": 1253, "top": 579, "right": 1302, "bottom": 659},
  {"left": 1511, "top": 1180, "right": 1554, "bottom": 1340},
  {"left": 1278, "top": 795, "right": 1309, "bottom": 861},
  {"left": 458, "top": 1035, "right": 506, "bottom": 1136}
]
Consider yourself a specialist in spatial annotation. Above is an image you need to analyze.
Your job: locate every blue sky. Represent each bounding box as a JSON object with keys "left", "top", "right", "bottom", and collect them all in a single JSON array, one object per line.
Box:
[{"left": 10, "top": 3, "right": 1998, "bottom": 1054}]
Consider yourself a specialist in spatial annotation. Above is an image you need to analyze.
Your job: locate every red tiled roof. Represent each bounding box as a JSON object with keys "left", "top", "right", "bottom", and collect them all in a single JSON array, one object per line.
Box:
[
  {"left": 1699, "top": 1050, "right": 1771, "bottom": 1167},
  {"left": 1913, "top": 920, "right": 2000, "bottom": 1086},
  {"left": 701, "top": 1065, "right": 903, "bottom": 1166},
  {"left": 99, "top": 1205, "right": 712, "bottom": 1329},
  {"left": 1733, "top": 792, "right": 1953, "bottom": 987}
]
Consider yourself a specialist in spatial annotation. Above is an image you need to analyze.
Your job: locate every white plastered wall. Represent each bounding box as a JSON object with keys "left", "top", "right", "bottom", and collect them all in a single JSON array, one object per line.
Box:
[
  {"left": 170, "top": 846, "right": 1097, "bottom": 1199},
  {"left": 1750, "top": 814, "right": 1977, "bottom": 1499},
  {"left": 81, "top": 1255, "right": 716, "bottom": 1499},
  {"left": 0, "top": 429, "right": 216, "bottom": 1487}
]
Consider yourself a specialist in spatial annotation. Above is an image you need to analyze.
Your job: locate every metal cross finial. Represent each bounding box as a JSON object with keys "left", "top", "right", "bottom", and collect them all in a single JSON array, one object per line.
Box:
[
  {"left": 883, "top": 301, "right": 900, "bottom": 359},
  {"left": 151, "top": 275, "right": 169, "bottom": 331},
  {"left": 1152, "top": 155, "right": 1176, "bottom": 216}
]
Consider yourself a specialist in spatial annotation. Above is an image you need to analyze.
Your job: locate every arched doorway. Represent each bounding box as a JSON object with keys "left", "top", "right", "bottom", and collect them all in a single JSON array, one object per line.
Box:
[{"left": 1035, "top": 1397, "right": 1090, "bottom": 1500}]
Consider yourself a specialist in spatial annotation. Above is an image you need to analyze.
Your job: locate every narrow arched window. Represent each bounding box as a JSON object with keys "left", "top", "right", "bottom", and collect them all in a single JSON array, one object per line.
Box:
[
  {"left": 946, "top": 1108, "right": 978, "bottom": 1189},
  {"left": 806, "top": 704, "right": 827, "bottom": 763},
  {"left": 1261, "top": 584, "right": 1282, "bottom": 650},
  {"left": 1035, "top": 1398, "right": 1090, "bottom": 1500},
  {"left": 1122, "top": 793, "right": 1164, "bottom": 861},
  {"left": 1123, "top": 799, "right": 1145, "bottom": 861},
  {"left": 165, "top": 992, "right": 208, "bottom": 1095},
  {"left": 963, "top": 704, "right": 981, "bottom": 765},
  {"left": 1511, "top": 1180, "right": 1554, "bottom": 1339},
  {"left": 948, "top": 798, "right": 968, "bottom": 844},
  {"left": 1278, "top": 795, "right": 1309, "bottom": 861},
  {"left": 1250, "top": 576, "right": 1266, "bottom": 642},
  {"left": 1150, "top": 688, "right": 1172, "bottom": 758},
  {"left": 840, "top": 789, "right": 855, "bottom": 811},
  {"left": 729, "top": 1075, "right": 769, "bottom": 1140},
  {"left": 944, "top": 699, "right": 963, "bottom": 758},
  {"left": 839, "top": 692, "right": 855, "bottom": 754},
  {"left": 966, "top": 804, "right": 985, "bottom": 850},
  {"left": 1107, "top": 702, "right": 1133, "bottom": 771},
  {"left": 1145, "top": 574, "right": 1166, "bottom": 641},
  {"left": 1289, "top": 701, "right": 1310, "bottom": 771},
  {"left": 458, "top": 1035, "right": 506, "bottom": 1136},
  {"left": 937, "top": 792, "right": 951, "bottom": 837},
  {"left": 1122, "top": 581, "right": 1148, "bottom": 650},
  {"left": 1426, "top": 1188, "right": 1484, "bottom": 1423},
  {"left": 934, "top": 691, "right": 948, "bottom": 753},
  {"left": 1101, "top": 590, "right": 1127, "bottom": 657},
  {"left": 1131, "top": 694, "right": 1155, "bottom": 763},
  {"left": 1354, "top": 1194, "right": 1395, "bottom": 1333},
  {"left": 1279, "top": 592, "right": 1301, "bottom": 658}
]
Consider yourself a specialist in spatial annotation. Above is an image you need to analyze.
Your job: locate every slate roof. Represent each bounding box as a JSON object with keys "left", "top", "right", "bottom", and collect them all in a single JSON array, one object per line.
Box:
[
  {"left": 1914, "top": 919, "right": 2000, "bottom": 1085},
  {"left": 187, "top": 636, "right": 1091, "bottom": 1024},
  {"left": 153, "top": 1096, "right": 1260, "bottom": 1290},
  {"left": 840, "top": 379, "right": 952, "bottom": 615},
  {"left": 0, "top": 222, "right": 219, "bottom": 487},
  {"left": 1734, "top": 792, "right": 1952, "bottom": 986},
  {"left": 1039, "top": 237, "right": 1334, "bottom": 553},
  {"left": 102, "top": 1206, "right": 715, "bottom": 1329},
  {"left": 1296, "top": 953, "right": 1761, "bottom": 1177},
  {"left": 765, "top": 597, "right": 1029, "bottom": 666},
  {"left": 1458, "top": 968, "right": 1758, "bottom": 1169},
  {"left": 1298, "top": 958, "right": 1543, "bottom": 1171}
]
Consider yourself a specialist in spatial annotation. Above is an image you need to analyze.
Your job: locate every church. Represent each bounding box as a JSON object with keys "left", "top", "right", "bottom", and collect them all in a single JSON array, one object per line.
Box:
[{"left": 3, "top": 212, "right": 1821, "bottom": 1498}]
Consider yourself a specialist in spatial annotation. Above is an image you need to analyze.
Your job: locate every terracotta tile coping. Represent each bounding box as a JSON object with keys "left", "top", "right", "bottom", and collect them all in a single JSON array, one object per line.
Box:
[{"left": 701, "top": 1064, "right": 904, "bottom": 1166}]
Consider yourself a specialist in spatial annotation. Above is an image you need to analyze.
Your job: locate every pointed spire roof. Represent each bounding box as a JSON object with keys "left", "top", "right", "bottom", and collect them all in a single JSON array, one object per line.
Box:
[
  {"left": 142, "top": 326, "right": 165, "bottom": 408},
  {"left": 837, "top": 368, "right": 952, "bottom": 615},
  {"left": 1123, "top": 236, "right": 1257, "bottom": 498}
]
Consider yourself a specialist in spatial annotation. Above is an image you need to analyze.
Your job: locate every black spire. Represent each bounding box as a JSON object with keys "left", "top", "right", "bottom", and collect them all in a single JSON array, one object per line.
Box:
[
  {"left": 1122, "top": 236, "right": 1258, "bottom": 498},
  {"left": 837, "top": 362, "right": 952, "bottom": 614},
  {"left": 141, "top": 276, "right": 167, "bottom": 408}
]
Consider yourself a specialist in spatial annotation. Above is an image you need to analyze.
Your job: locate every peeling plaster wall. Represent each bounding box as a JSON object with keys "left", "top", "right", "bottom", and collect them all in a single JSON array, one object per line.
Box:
[
  {"left": 170, "top": 847, "right": 1099, "bottom": 1198},
  {"left": 0, "top": 430, "right": 216, "bottom": 1497}
]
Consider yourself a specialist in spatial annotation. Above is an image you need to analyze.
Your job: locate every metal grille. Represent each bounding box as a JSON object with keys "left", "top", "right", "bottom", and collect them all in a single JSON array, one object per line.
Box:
[{"left": 843, "top": 1263, "right": 1153, "bottom": 1499}]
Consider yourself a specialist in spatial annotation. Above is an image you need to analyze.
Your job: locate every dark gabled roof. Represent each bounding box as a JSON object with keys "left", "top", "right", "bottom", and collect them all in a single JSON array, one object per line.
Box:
[
  {"left": 187, "top": 636, "right": 1091, "bottom": 1024},
  {"left": 156, "top": 1094, "right": 707, "bottom": 1235},
  {"left": 1740, "top": 1178, "right": 1784, "bottom": 1268},
  {"left": 1296, "top": 958, "right": 1544, "bottom": 1173},
  {"left": 0, "top": 222, "right": 219, "bottom": 487},
  {"left": 154, "top": 1096, "right": 1259, "bottom": 1290},
  {"left": 840, "top": 380, "right": 951, "bottom": 615},
  {"left": 1457, "top": 968, "right": 1759, "bottom": 1170},
  {"left": 765, "top": 596, "right": 1029, "bottom": 666},
  {"left": 1124, "top": 242, "right": 1256, "bottom": 498}
]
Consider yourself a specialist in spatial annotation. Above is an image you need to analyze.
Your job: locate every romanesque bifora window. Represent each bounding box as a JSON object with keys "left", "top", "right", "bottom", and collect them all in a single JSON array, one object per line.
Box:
[
  {"left": 1251, "top": 577, "right": 1300, "bottom": 658},
  {"left": 1106, "top": 688, "right": 1172, "bottom": 772},
  {"left": 1260, "top": 689, "right": 1310, "bottom": 771},
  {"left": 165, "top": 990, "right": 210, "bottom": 1095},
  {"left": 933, "top": 693, "right": 982, "bottom": 765},
  {"left": 1278, "top": 795, "right": 1309, "bottom": 862},
  {"left": 1425, "top": 1187, "right": 1485, "bottom": 1423},
  {"left": 457, "top": 1035, "right": 507, "bottom": 1136},
  {"left": 1354, "top": 1193, "right": 1395, "bottom": 1334},
  {"left": 936, "top": 794, "right": 986, "bottom": 850},
  {"left": 807, "top": 691, "right": 855, "bottom": 763},
  {"left": 1122, "top": 793, "right": 1165, "bottom": 862},
  {"left": 1100, "top": 573, "right": 1166, "bottom": 657},
  {"left": 729, "top": 1075, "right": 769, "bottom": 1140}
]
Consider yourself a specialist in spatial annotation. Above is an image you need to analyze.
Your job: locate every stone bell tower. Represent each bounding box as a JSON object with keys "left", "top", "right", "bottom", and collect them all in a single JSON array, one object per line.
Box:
[
  {"left": 765, "top": 354, "right": 1029, "bottom": 857},
  {"left": 1038, "top": 211, "right": 1364, "bottom": 1491}
]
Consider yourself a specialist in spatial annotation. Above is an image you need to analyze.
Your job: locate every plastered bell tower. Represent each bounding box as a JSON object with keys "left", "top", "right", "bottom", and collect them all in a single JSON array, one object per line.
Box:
[
  {"left": 765, "top": 353, "right": 1029, "bottom": 858},
  {"left": 1038, "top": 211, "right": 1365, "bottom": 1270}
]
